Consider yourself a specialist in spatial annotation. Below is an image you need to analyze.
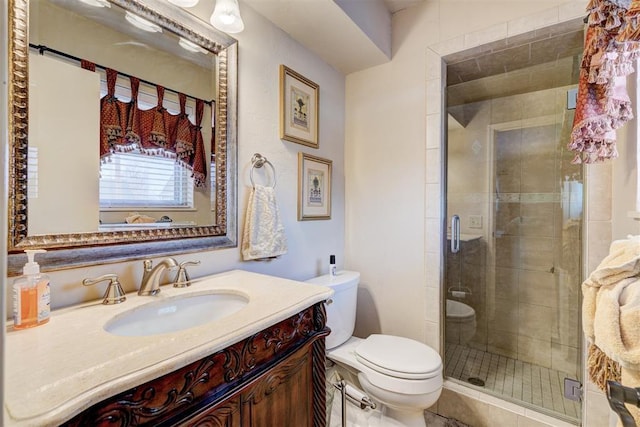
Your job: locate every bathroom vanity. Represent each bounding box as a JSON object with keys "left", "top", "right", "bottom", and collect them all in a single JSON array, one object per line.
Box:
[{"left": 4, "top": 270, "right": 333, "bottom": 426}]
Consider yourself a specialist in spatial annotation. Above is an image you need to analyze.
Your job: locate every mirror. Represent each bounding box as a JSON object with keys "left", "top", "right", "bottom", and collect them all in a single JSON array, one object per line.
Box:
[{"left": 7, "top": 0, "right": 238, "bottom": 275}]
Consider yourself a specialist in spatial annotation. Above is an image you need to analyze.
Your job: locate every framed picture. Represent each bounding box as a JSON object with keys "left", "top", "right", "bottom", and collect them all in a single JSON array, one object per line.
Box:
[
  {"left": 280, "top": 65, "right": 319, "bottom": 148},
  {"left": 298, "top": 153, "right": 332, "bottom": 220}
]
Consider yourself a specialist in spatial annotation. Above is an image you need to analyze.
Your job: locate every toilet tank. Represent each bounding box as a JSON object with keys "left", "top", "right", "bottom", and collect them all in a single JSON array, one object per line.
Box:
[{"left": 305, "top": 271, "right": 360, "bottom": 350}]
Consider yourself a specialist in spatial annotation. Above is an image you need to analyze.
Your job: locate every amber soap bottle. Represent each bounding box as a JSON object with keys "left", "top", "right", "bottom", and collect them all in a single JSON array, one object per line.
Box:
[{"left": 13, "top": 249, "right": 51, "bottom": 329}]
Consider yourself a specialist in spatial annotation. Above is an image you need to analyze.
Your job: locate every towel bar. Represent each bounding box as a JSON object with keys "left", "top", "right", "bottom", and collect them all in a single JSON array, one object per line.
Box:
[
  {"left": 250, "top": 153, "right": 276, "bottom": 188},
  {"left": 607, "top": 380, "right": 639, "bottom": 427}
]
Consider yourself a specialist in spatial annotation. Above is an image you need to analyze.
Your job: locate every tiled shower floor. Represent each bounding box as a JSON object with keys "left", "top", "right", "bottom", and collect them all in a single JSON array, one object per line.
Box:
[{"left": 445, "top": 343, "right": 581, "bottom": 421}]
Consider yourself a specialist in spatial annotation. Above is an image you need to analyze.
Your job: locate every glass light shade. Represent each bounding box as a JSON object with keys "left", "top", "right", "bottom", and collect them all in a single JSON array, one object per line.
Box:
[
  {"left": 210, "top": 0, "right": 244, "bottom": 34},
  {"left": 178, "top": 37, "right": 208, "bottom": 54},
  {"left": 168, "top": 0, "right": 199, "bottom": 7},
  {"left": 125, "top": 11, "right": 162, "bottom": 33}
]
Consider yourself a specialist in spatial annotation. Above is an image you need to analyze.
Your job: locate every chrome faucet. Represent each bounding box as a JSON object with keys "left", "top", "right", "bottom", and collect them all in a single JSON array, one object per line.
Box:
[{"left": 138, "top": 258, "right": 179, "bottom": 296}]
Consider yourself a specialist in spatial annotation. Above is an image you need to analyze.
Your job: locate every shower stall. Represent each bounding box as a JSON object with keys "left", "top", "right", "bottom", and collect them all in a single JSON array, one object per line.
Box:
[{"left": 444, "top": 22, "right": 584, "bottom": 424}]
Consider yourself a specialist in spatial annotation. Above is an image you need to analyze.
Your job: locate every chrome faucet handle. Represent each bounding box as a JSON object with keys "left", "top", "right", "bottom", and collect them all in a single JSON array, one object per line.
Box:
[
  {"left": 173, "top": 260, "right": 201, "bottom": 288},
  {"left": 138, "top": 257, "right": 179, "bottom": 296},
  {"left": 83, "top": 274, "right": 126, "bottom": 305}
]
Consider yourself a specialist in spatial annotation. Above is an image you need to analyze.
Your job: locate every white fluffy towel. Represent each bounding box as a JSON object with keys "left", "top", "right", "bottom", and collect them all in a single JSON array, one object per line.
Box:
[{"left": 241, "top": 185, "right": 287, "bottom": 261}]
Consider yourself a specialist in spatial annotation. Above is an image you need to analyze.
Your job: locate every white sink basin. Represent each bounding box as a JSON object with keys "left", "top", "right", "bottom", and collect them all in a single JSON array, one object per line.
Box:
[{"left": 104, "top": 292, "right": 249, "bottom": 337}]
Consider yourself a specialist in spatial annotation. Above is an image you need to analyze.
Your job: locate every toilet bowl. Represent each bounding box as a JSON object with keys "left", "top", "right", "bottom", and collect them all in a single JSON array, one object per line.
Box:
[
  {"left": 306, "top": 271, "right": 443, "bottom": 427},
  {"left": 445, "top": 299, "right": 476, "bottom": 346}
]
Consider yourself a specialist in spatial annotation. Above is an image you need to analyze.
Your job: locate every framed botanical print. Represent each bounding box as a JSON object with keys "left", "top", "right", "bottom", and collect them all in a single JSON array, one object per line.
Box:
[
  {"left": 280, "top": 65, "right": 319, "bottom": 148},
  {"left": 298, "top": 153, "right": 332, "bottom": 220}
]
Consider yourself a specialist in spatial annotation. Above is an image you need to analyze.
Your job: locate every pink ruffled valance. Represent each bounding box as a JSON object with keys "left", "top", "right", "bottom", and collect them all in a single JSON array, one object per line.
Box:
[{"left": 87, "top": 64, "right": 209, "bottom": 189}]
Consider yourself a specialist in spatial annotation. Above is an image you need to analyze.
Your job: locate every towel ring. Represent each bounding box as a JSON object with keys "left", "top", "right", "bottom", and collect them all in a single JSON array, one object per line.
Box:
[{"left": 250, "top": 153, "right": 277, "bottom": 189}]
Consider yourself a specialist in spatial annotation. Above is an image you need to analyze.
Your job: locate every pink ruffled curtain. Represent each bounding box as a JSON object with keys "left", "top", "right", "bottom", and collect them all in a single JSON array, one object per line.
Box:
[
  {"left": 190, "top": 100, "right": 208, "bottom": 188},
  {"left": 569, "top": 0, "right": 637, "bottom": 163},
  {"left": 94, "top": 67, "right": 208, "bottom": 189}
]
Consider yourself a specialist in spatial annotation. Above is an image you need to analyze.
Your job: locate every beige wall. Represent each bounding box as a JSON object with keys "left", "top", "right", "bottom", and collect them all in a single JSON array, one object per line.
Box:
[
  {"left": 345, "top": 1, "right": 635, "bottom": 426},
  {"left": 28, "top": 55, "right": 101, "bottom": 235},
  {"left": 346, "top": 0, "right": 585, "bottom": 356}
]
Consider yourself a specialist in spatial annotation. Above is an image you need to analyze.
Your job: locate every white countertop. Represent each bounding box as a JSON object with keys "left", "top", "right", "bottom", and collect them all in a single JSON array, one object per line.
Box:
[{"left": 4, "top": 269, "right": 333, "bottom": 426}]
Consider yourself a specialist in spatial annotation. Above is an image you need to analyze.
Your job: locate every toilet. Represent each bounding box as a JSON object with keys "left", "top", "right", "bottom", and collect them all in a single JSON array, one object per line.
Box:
[
  {"left": 445, "top": 299, "right": 476, "bottom": 346},
  {"left": 306, "top": 271, "right": 442, "bottom": 427}
]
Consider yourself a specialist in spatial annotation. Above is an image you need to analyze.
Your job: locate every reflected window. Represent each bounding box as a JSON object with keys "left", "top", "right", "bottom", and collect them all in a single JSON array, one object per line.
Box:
[
  {"left": 100, "top": 151, "right": 194, "bottom": 208},
  {"left": 98, "top": 73, "right": 196, "bottom": 209}
]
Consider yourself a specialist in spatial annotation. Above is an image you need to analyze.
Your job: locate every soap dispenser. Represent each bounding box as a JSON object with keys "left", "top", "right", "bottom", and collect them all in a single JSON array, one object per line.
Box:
[
  {"left": 329, "top": 254, "right": 337, "bottom": 278},
  {"left": 13, "top": 249, "right": 51, "bottom": 329}
]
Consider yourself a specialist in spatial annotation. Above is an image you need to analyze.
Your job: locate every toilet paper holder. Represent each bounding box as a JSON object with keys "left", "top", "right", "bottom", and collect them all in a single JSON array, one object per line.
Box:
[
  {"left": 334, "top": 380, "right": 376, "bottom": 410},
  {"left": 448, "top": 286, "right": 472, "bottom": 298},
  {"left": 333, "top": 380, "right": 376, "bottom": 427}
]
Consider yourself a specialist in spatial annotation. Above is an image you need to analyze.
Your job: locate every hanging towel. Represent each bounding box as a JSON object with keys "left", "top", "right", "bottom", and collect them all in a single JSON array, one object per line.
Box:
[
  {"left": 569, "top": 0, "right": 636, "bottom": 164},
  {"left": 241, "top": 185, "right": 287, "bottom": 261},
  {"left": 582, "top": 235, "right": 640, "bottom": 391}
]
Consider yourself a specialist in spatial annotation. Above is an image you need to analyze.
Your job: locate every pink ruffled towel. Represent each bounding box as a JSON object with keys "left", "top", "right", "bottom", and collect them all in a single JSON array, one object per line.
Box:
[{"left": 569, "top": 0, "right": 636, "bottom": 164}]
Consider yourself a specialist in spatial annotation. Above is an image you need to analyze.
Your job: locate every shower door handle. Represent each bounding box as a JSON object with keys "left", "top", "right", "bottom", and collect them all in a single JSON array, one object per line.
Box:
[{"left": 451, "top": 215, "right": 460, "bottom": 254}]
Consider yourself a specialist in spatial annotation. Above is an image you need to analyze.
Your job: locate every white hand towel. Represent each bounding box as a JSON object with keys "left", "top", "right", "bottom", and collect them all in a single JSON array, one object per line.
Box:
[
  {"left": 583, "top": 236, "right": 640, "bottom": 341},
  {"left": 582, "top": 235, "right": 640, "bottom": 393},
  {"left": 241, "top": 185, "right": 287, "bottom": 261}
]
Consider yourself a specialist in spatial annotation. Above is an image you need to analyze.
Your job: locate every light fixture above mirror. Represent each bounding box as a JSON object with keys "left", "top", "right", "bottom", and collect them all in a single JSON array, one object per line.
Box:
[{"left": 210, "top": 0, "right": 245, "bottom": 34}]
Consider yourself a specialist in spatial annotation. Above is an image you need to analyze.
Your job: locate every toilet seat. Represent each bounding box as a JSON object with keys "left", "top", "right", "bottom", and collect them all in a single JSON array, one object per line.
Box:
[
  {"left": 328, "top": 336, "right": 443, "bottom": 395},
  {"left": 355, "top": 334, "right": 441, "bottom": 380}
]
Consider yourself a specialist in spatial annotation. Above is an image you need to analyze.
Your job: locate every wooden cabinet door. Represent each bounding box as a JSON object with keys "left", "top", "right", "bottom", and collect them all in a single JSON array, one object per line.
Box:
[
  {"left": 179, "top": 343, "right": 315, "bottom": 427},
  {"left": 240, "top": 342, "right": 313, "bottom": 427}
]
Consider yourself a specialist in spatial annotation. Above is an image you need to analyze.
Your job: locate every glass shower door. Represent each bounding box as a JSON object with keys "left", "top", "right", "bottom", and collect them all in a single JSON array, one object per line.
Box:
[{"left": 444, "top": 86, "right": 583, "bottom": 423}]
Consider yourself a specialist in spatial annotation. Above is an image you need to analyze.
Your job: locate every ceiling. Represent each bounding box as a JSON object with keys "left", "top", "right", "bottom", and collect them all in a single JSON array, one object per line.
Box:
[
  {"left": 241, "top": 0, "right": 425, "bottom": 74},
  {"left": 239, "top": 0, "right": 585, "bottom": 115}
]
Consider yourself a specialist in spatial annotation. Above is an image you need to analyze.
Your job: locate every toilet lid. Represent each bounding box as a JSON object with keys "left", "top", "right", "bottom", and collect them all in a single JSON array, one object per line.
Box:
[{"left": 355, "top": 334, "right": 442, "bottom": 380}]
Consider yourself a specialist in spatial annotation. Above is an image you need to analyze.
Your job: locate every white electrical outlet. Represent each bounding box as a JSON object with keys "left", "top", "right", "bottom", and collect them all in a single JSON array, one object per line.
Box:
[
  {"left": 469, "top": 215, "right": 483, "bottom": 229},
  {"left": 567, "top": 88, "right": 578, "bottom": 110}
]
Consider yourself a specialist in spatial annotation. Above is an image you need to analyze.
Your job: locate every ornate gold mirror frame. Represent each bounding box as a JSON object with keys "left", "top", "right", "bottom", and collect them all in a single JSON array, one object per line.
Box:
[{"left": 7, "top": 0, "right": 238, "bottom": 275}]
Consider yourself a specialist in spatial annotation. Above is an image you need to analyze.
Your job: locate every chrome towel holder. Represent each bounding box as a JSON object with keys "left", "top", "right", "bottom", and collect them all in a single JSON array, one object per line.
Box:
[{"left": 250, "top": 153, "right": 277, "bottom": 188}]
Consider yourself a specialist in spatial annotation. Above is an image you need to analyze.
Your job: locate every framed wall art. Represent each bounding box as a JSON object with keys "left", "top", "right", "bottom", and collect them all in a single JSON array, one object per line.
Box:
[
  {"left": 298, "top": 153, "right": 332, "bottom": 220},
  {"left": 280, "top": 65, "right": 319, "bottom": 148}
]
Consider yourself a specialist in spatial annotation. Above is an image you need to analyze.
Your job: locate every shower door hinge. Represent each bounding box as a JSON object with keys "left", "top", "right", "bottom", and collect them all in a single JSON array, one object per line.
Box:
[{"left": 564, "top": 378, "right": 582, "bottom": 402}]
